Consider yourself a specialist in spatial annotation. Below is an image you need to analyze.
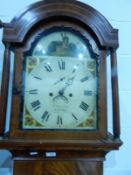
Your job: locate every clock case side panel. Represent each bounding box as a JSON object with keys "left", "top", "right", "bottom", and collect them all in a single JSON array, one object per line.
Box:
[{"left": 9, "top": 20, "right": 107, "bottom": 140}]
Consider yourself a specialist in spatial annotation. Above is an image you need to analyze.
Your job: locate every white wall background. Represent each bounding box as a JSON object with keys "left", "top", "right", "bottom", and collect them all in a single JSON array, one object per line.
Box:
[{"left": 0, "top": 0, "right": 131, "bottom": 175}]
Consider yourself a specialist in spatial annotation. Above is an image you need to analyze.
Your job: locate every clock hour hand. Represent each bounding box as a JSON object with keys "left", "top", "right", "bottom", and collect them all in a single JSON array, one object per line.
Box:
[
  {"left": 65, "top": 76, "right": 75, "bottom": 86},
  {"left": 54, "top": 77, "right": 66, "bottom": 85},
  {"left": 58, "top": 87, "right": 66, "bottom": 96}
]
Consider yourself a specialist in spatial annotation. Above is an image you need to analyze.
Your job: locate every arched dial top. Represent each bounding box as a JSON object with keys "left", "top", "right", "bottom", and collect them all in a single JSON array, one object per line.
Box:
[
  {"left": 3, "top": 0, "right": 118, "bottom": 48},
  {"left": 22, "top": 29, "right": 98, "bottom": 130}
]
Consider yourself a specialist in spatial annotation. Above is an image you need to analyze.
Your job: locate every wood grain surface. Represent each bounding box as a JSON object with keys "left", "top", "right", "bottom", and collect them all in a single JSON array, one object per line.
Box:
[{"left": 13, "top": 160, "right": 103, "bottom": 175}]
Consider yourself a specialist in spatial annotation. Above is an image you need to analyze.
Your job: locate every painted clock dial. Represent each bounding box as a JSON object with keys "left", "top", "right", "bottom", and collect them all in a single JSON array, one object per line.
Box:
[{"left": 22, "top": 29, "right": 98, "bottom": 130}]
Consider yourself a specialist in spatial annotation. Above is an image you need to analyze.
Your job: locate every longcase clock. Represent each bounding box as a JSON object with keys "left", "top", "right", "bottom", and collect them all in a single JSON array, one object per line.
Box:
[{"left": 0, "top": 1, "right": 122, "bottom": 175}]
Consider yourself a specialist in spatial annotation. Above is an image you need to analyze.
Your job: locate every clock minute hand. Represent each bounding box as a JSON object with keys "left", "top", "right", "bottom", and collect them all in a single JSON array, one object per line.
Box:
[
  {"left": 54, "top": 77, "right": 66, "bottom": 85},
  {"left": 54, "top": 67, "right": 78, "bottom": 86}
]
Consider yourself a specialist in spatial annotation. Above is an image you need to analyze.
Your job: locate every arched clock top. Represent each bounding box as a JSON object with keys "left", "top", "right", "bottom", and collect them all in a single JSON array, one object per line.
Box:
[
  {"left": 0, "top": 2, "right": 122, "bottom": 175},
  {"left": 2, "top": 0, "right": 118, "bottom": 48}
]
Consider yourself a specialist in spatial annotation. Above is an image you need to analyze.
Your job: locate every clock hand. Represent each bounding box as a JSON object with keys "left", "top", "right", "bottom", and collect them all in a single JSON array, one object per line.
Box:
[
  {"left": 58, "top": 76, "right": 76, "bottom": 96},
  {"left": 58, "top": 86, "right": 67, "bottom": 96},
  {"left": 54, "top": 63, "right": 79, "bottom": 86},
  {"left": 65, "top": 76, "right": 75, "bottom": 86},
  {"left": 54, "top": 77, "right": 66, "bottom": 85},
  {"left": 72, "top": 64, "right": 79, "bottom": 73},
  {"left": 54, "top": 64, "right": 79, "bottom": 86}
]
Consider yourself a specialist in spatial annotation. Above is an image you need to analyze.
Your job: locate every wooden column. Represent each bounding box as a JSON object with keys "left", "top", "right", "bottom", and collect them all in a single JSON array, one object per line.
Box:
[
  {"left": 0, "top": 42, "right": 11, "bottom": 135},
  {"left": 110, "top": 49, "right": 120, "bottom": 138}
]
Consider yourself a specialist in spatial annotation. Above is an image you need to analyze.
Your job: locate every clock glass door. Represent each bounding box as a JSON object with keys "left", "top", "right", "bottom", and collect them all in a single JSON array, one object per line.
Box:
[{"left": 22, "top": 28, "right": 98, "bottom": 130}]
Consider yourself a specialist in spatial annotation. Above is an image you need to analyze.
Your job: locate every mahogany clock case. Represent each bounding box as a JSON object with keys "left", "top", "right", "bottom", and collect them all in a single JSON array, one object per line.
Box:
[{"left": 0, "top": 0, "right": 122, "bottom": 148}]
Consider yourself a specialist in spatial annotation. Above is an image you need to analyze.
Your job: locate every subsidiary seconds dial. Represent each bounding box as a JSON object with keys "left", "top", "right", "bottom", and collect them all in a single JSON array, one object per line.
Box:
[{"left": 24, "top": 56, "right": 96, "bottom": 129}]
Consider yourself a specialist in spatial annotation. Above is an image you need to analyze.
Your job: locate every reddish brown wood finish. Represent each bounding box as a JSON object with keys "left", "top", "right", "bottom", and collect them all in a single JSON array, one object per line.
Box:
[
  {"left": 98, "top": 50, "right": 108, "bottom": 136},
  {"left": 0, "top": 0, "right": 122, "bottom": 150},
  {"left": 0, "top": 0, "right": 121, "bottom": 140},
  {"left": 110, "top": 49, "right": 120, "bottom": 138},
  {"left": 13, "top": 159, "right": 103, "bottom": 175},
  {"left": 0, "top": 43, "right": 11, "bottom": 135},
  {"left": 8, "top": 21, "right": 107, "bottom": 140},
  {"left": 0, "top": 1, "right": 122, "bottom": 175},
  {"left": 0, "top": 133, "right": 122, "bottom": 151},
  {"left": 3, "top": 0, "right": 118, "bottom": 48}
]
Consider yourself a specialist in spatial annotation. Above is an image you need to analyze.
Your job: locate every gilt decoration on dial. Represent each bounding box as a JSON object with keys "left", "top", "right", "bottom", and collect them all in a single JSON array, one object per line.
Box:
[{"left": 22, "top": 29, "right": 99, "bottom": 130}]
